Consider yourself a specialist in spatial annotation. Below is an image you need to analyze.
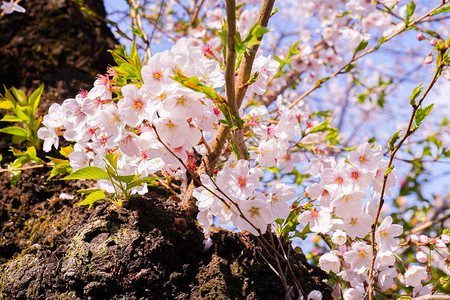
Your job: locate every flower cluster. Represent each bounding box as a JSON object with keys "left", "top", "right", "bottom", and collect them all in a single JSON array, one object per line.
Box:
[
  {"left": 38, "top": 36, "right": 279, "bottom": 200},
  {"left": 194, "top": 155, "right": 295, "bottom": 235},
  {"left": 38, "top": 38, "right": 228, "bottom": 194},
  {"left": 297, "top": 143, "right": 409, "bottom": 295}
]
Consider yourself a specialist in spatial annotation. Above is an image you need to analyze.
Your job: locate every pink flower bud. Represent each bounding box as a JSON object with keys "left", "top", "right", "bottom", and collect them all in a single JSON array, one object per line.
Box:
[
  {"left": 423, "top": 54, "right": 433, "bottom": 64},
  {"left": 429, "top": 38, "right": 437, "bottom": 46},
  {"left": 410, "top": 234, "right": 420, "bottom": 243},
  {"left": 416, "top": 250, "right": 427, "bottom": 263},
  {"left": 440, "top": 234, "right": 450, "bottom": 244},
  {"left": 434, "top": 239, "right": 446, "bottom": 249},
  {"left": 419, "top": 235, "right": 429, "bottom": 243},
  {"left": 444, "top": 68, "right": 450, "bottom": 81},
  {"left": 416, "top": 33, "right": 424, "bottom": 41}
]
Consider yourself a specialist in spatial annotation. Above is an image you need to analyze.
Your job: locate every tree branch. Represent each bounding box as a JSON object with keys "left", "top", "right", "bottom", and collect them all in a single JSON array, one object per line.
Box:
[{"left": 366, "top": 59, "right": 445, "bottom": 300}]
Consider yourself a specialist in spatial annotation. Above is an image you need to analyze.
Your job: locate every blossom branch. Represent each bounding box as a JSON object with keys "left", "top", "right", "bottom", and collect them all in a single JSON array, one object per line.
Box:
[
  {"left": 288, "top": 0, "right": 450, "bottom": 110},
  {"left": 181, "top": 0, "right": 275, "bottom": 216},
  {"left": 0, "top": 162, "right": 54, "bottom": 173},
  {"left": 367, "top": 57, "right": 446, "bottom": 300},
  {"left": 224, "top": 0, "right": 247, "bottom": 159},
  {"left": 153, "top": 126, "right": 306, "bottom": 297},
  {"left": 130, "top": 0, "right": 152, "bottom": 60}
]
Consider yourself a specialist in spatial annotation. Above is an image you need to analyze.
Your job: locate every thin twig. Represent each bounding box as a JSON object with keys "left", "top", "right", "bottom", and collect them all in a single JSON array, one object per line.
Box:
[
  {"left": 268, "top": 226, "right": 289, "bottom": 293},
  {"left": 0, "top": 163, "right": 54, "bottom": 173},
  {"left": 366, "top": 59, "right": 446, "bottom": 300},
  {"left": 288, "top": 0, "right": 450, "bottom": 110}
]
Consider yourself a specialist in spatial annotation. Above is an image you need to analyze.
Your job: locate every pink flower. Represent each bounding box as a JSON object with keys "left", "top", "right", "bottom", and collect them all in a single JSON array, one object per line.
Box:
[
  {"left": 343, "top": 242, "right": 372, "bottom": 274},
  {"left": 332, "top": 230, "right": 347, "bottom": 245},
  {"left": 118, "top": 84, "right": 152, "bottom": 127},
  {"left": 404, "top": 265, "right": 428, "bottom": 287},
  {"left": 343, "top": 288, "right": 363, "bottom": 300},
  {"left": 319, "top": 250, "right": 341, "bottom": 273},
  {"left": 378, "top": 268, "right": 397, "bottom": 291},
  {"left": 348, "top": 142, "right": 382, "bottom": 172},
  {"left": 1, "top": 1, "right": 25, "bottom": 14},
  {"left": 434, "top": 239, "right": 446, "bottom": 249},
  {"left": 307, "top": 290, "right": 323, "bottom": 300},
  {"left": 236, "top": 198, "right": 274, "bottom": 236},
  {"left": 376, "top": 250, "right": 396, "bottom": 267},
  {"left": 373, "top": 160, "right": 397, "bottom": 197},
  {"left": 298, "top": 208, "right": 333, "bottom": 233},
  {"left": 444, "top": 68, "right": 450, "bottom": 81},
  {"left": 343, "top": 210, "right": 372, "bottom": 239},
  {"left": 268, "top": 183, "right": 295, "bottom": 220},
  {"left": 332, "top": 191, "right": 366, "bottom": 218},
  {"left": 375, "top": 216, "right": 403, "bottom": 251}
]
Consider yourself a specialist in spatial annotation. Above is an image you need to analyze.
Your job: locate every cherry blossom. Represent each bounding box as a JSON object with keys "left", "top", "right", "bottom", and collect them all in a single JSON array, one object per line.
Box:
[
  {"left": 404, "top": 265, "right": 428, "bottom": 287},
  {"left": 1, "top": 1, "right": 25, "bottom": 14},
  {"left": 375, "top": 216, "right": 403, "bottom": 251}
]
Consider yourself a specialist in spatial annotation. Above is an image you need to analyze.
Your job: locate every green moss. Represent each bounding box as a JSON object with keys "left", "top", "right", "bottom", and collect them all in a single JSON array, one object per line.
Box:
[
  {"left": 230, "top": 261, "right": 244, "bottom": 276},
  {"left": 0, "top": 253, "right": 37, "bottom": 293},
  {"left": 46, "top": 291, "right": 77, "bottom": 300},
  {"left": 26, "top": 282, "right": 39, "bottom": 299}
]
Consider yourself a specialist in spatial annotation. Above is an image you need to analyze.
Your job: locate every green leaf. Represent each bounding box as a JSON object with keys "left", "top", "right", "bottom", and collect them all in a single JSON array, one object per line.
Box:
[
  {"left": 77, "top": 188, "right": 102, "bottom": 195},
  {"left": 243, "top": 25, "right": 270, "bottom": 48},
  {"left": 406, "top": 1, "right": 416, "bottom": 24},
  {"left": 433, "top": 6, "right": 450, "bottom": 15},
  {"left": 49, "top": 161, "right": 71, "bottom": 179},
  {"left": 0, "top": 126, "right": 28, "bottom": 137},
  {"left": 77, "top": 190, "right": 106, "bottom": 210},
  {"left": 59, "top": 146, "right": 74, "bottom": 158},
  {"left": 415, "top": 103, "right": 434, "bottom": 126},
  {"left": 354, "top": 40, "right": 369, "bottom": 53},
  {"left": 385, "top": 166, "right": 395, "bottom": 176},
  {"left": 247, "top": 71, "right": 259, "bottom": 85},
  {"left": 218, "top": 103, "right": 233, "bottom": 127},
  {"left": 13, "top": 106, "right": 30, "bottom": 122},
  {"left": 0, "top": 100, "right": 15, "bottom": 110},
  {"left": 127, "top": 176, "right": 159, "bottom": 190},
  {"left": 410, "top": 84, "right": 423, "bottom": 106},
  {"left": 63, "top": 166, "right": 109, "bottom": 180},
  {"left": 374, "top": 36, "right": 387, "bottom": 51},
  {"left": 170, "top": 71, "right": 223, "bottom": 103},
  {"left": 28, "top": 84, "right": 44, "bottom": 115},
  {"left": 309, "top": 120, "right": 330, "bottom": 133},
  {"left": 114, "top": 174, "right": 140, "bottom": 184},
  {"left": 25, "top": 146, "right": 38, "bottom": 158},
  {"left": 9, "top": 147, "right": 24, "bottom": 157},
  {"left": 343, "top": 64, "right": 356, "bottom": 73},
  {"left": 232, "top": 114, "right": 245, "bottom": 129},
  {"left": 389, "top": 130, "right": 402, "bottom": 149},
  {"left": 0, "top": 115, "right": 22, "bottom": 122},
  {"left": 230, "top": 139, "right": 241, "bottom": 160},
  {"left": 11, "top": 87, "right": 27, "bottom": 105}
]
